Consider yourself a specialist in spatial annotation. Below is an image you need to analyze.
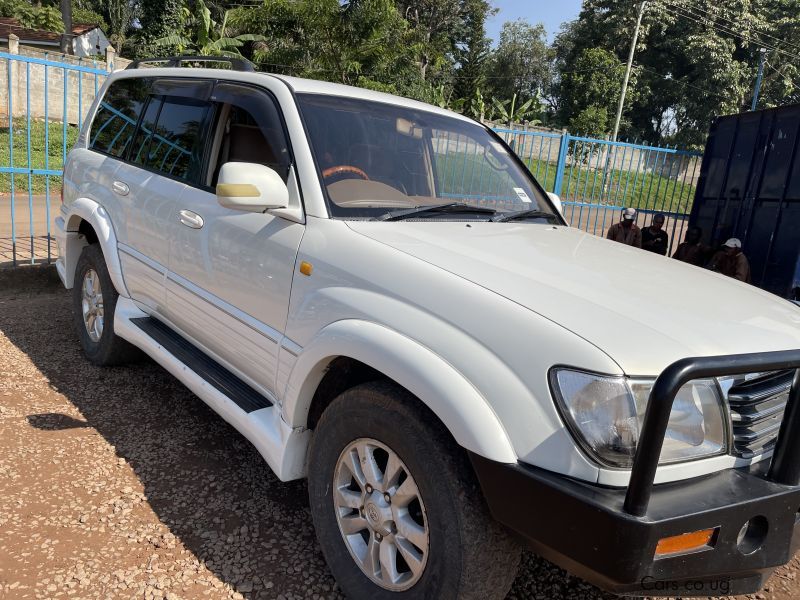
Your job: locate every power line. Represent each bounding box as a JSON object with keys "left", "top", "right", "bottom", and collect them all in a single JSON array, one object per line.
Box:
[
  {"left": 662, "top": 2, "right": 796, "bottom": 59},
  {"left": 660, "top": 0, "right": 800, "bottom": 55},
  {"left": 764, "top": 62, "right": 800, "bottom": 93},
  {"left": 660, "top": 1, "right": 800, "bottom": 62},
  {"left": 637, "top": 66, "right": 714, "bottom": 95}
]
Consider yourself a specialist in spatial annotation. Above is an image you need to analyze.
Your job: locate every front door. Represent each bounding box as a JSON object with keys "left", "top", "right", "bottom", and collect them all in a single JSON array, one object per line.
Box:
[
  {"left": 114, "top": 78, "right": 215, "bottom": 314},
  {"left": 164, "top": 82, "right": 305, "bottom": 397}
]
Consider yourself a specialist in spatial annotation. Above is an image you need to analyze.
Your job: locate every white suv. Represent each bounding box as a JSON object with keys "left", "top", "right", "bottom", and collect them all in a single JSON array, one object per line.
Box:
[{"left": 56, "top": 57, "right": 800, "bottom": 599}]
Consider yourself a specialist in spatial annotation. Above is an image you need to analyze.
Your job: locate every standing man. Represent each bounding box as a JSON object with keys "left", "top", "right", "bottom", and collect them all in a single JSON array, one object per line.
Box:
[
  {"left": 641, "top": 213, "right": 669, "bottom": 255},
  {"left": 672, "top": 226, "right": 708, "bottom": 266},
  {"left": 709, "top": 238, "right": 751, "bottom": 283},
  {"left": 606, "top": 208, "right": 642, "bottom": 248}
]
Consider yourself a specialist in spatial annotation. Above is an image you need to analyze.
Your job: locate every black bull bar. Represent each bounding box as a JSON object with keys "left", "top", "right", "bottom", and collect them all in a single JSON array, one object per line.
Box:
[{"left": 624, "top": 349, "right": 800, "bottom": 517}]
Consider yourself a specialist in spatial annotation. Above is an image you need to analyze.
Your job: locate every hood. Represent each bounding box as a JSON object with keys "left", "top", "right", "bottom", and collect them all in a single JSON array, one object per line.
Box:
[{"left": 346, "top": 221, "right": 800, "bottom": 375}]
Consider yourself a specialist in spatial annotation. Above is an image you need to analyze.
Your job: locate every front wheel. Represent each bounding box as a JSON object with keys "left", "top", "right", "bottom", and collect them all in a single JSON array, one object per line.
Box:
[{"left": 308, "top": 381, "right": 521, "bottom": 600}]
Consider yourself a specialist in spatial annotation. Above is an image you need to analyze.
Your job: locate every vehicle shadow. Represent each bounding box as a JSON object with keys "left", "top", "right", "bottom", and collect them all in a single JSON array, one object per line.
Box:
[{"left": 0, "top": 289, "right": 621, "bottom": 600}]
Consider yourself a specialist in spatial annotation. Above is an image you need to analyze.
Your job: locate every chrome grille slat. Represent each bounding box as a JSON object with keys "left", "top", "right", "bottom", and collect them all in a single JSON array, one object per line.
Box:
[
  {"left": 728, "top": 381, "right": 792, "bottom": 406},
  {"left": 730, "top": 401, "right": 786, "bottom": 426},
  {"left": 726, "top": 370, "right": 794, "bottom": 458},
  {"left": 734, "top": 420, "right": 783, "bottom": 444}
]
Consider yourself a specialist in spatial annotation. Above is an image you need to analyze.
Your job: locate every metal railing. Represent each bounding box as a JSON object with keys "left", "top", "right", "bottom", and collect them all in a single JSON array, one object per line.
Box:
[
  {"left": 494, "top": 129, "right": 703, "bottom": 252},
  {"left": 0, "top": 49, "right": 109, "bottom": 267}
]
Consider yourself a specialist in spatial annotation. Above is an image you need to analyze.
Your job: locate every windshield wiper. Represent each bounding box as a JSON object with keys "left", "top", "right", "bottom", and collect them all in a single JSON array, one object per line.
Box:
[
  {"left": 373, "top": 203, "right": 497, "bottom": 222},
  {"left": 490, "top": 209, "right": 557, "bottom": 223}
]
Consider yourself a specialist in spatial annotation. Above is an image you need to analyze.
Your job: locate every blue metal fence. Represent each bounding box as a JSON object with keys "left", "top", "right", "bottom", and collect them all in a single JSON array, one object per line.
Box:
[
  {"left": 0, "top": 49, "right": 109, "bottom": 267},
  {"left": 493, "top": 129, "right": 703, "bottom": 251},
  {"left": 0, "top": 49, "right": 703, "bottom": 267}
]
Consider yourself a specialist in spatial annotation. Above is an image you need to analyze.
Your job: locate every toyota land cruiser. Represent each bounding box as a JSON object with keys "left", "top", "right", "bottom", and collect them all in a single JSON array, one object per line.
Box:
[{"left": 55, "top": 56, "right": 800, "bottom": 599}]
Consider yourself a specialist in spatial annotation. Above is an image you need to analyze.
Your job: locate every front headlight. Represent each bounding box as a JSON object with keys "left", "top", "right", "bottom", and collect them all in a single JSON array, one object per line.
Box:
[{"left": 550, "top": 368, "right": 727, "bottom": 468}]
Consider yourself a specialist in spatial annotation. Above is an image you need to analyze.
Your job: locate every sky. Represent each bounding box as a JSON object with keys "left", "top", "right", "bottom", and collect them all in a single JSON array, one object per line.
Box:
[{"left": 486, "top": 0, "right": 583, "bottom": 43}]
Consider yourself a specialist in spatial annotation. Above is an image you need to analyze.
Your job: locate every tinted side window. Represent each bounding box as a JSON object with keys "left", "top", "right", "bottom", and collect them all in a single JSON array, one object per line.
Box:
[
  {"left": 89, "top": 78, "right": 150, "bottom": 158},
  {"left": 130, "top": 96, "right": 162, "bottom": 165},
  {"left": 133, "top": 95, "right": 213, "bottom": 184},
  {"left": 210, "top": 83, "right": 291, "bottom": 182}
]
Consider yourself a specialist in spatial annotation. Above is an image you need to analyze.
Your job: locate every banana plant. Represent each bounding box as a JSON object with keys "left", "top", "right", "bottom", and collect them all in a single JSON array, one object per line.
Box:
[
  {"left": 490, "top": 93, "right": 541, "bottom": 128},
  {"left": 467, "top": 88, "right": 487, "bottom": 122},
  {"left": 152, "top": 0, "right": 266, "bottom": 58}
]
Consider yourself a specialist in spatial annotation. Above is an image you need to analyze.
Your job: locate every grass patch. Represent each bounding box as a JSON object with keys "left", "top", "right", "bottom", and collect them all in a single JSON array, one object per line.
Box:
[
  {"left": 0, "top": 118, "right": 79, "bottom": 194},
  {"left": 527, "top": 157, "right": 697, "bottom": 215},
  {"left": 436, "top": 149, "right": 697, "bottom": 215}
]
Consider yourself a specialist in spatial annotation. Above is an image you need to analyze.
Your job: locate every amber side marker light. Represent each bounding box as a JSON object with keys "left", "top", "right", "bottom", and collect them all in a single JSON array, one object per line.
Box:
[
  {"left": 299, "top": 261, "right": 313, "bottom": 276},
  {"left": 655, "top": 528, "right": 718, "bottom": 557}
]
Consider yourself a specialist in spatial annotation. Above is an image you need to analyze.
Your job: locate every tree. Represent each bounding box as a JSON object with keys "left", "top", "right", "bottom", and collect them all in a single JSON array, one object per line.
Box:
[
  {"left": 154, "top": 0, "right": 266, "bottom": 58},
  {"left": 452, "top": 0, "right": 493, "bottom": 102},
  {"left": 554, "top": 0, "right": 800, "bottom": 146},
  {"left": 557, "top": 46, "right": 629, "bottom": 137},
  {"left": 103, "top": 0, "right": 134, "bottom": 52},
  {"left": 485, "top": 20, "right": 550, "bottom": 104},
  {"left": 230, "top": 0, "right": 420, "bottom": 94},
  {"left": 0, "top": 0, "right": 64, "bottom": 32},
  {"left": 71, "top": 6, "right": 106, "bottom": 30},
  {"left": 136, "top": 0, "right": 183, "bottom": 57},
  {"left": 395, "top": 0, "right": 462, "bottom": 81}
]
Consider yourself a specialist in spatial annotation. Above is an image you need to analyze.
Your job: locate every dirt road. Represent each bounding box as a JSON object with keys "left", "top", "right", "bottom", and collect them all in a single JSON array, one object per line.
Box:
[{"left": 1, "top": 275, "right": 798, "bottom": 599}]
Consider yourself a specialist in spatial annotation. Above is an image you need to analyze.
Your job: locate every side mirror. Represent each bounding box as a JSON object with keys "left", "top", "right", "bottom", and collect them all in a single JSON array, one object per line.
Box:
[
  {"left": 216, "top": 162, "right": 289, "bottom": 212},
  {"left": 547, "top": 191, "right": 563, "bottom": 215}
]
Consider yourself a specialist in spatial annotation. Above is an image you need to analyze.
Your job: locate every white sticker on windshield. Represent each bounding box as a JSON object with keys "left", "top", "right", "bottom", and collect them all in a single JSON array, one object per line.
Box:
[{"left": 514, "top": 187, "right": 532, "bottom": 203}]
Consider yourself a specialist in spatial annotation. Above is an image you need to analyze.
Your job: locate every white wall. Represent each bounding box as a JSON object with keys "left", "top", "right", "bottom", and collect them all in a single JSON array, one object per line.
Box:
[{"left": 73, "top": 28, "right": 110, "bottom": 59}]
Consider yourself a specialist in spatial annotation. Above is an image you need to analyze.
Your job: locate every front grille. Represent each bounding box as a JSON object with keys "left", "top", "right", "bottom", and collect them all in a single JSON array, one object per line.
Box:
[{"left": 726, "top": 370, "right": 794, "bottom": 458}]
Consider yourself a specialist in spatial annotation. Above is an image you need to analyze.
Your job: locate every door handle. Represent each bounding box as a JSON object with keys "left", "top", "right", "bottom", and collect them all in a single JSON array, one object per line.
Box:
[
  {"left": 111, "top": 180, "right": 129, "bottom": 196},
  {"left": 179, "top": 209, "right": 204, "bottom": 229}
]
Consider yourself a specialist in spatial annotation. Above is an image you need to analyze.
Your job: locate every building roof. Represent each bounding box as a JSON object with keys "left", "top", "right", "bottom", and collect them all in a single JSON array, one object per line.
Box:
[{"left": 0, "top": 18, "right": 98, "bottom": 46}]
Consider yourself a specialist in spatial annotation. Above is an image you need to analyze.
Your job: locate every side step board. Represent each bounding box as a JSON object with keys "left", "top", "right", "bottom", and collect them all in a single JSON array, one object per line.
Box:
[{"left": 131, "top": 316, "right": 273, "bottom": 413}]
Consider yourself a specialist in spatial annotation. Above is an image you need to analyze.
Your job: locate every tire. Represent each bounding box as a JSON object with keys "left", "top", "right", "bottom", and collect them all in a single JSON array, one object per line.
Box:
[
  {"left": 308, "top": 381, "right": 521, "bottom": 600},
  {"left": 72, "top": 243, "right": 140, "bottom": 366}
]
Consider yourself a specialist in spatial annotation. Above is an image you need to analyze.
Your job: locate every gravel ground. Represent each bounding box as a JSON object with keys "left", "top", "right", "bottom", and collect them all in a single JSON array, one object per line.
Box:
[{"left": 1, "top": 274, "right": 799, "bottom": 600}]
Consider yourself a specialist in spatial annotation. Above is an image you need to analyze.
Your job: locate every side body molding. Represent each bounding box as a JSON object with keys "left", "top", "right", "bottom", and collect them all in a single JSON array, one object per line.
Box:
[
  {"left": 281, "top": 320, "right": 518, "bottom": 464},
  {"left": 62, "top": 197, "right": 129, "bottom": 297}
]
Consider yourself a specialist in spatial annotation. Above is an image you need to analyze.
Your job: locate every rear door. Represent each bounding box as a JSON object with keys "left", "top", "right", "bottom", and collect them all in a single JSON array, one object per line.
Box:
[
  {"left": 164, "top": 81, "right": 304, "bottom": 397},
  {"left": 113, "top": 78, "right": 215, "bottom": 313}
]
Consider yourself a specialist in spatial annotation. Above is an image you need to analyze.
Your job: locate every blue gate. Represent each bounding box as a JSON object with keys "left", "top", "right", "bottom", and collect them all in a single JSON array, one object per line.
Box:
[
  {"left": 493, "top": 129, "right": 703, "bottom": 253},
  {"left": 0, "top": 49, "right": 109, "bottom": 267}
]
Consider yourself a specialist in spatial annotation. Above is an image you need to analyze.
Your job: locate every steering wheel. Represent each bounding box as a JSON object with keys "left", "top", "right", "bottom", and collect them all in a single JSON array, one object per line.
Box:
[{"left": 322, "top": 165, "right": 370, "bottom": 181}]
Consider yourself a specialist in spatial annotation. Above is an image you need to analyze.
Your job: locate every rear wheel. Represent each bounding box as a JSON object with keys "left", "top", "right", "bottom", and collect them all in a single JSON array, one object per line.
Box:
[
  {"left": 72, "top": 243, "right": 140, "bottom": 366},
  {"left": 308, "top": 381, "right": 521, "bottom": 600}
]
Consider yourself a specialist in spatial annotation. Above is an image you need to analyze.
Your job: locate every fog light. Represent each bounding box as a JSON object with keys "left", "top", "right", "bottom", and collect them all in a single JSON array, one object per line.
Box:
[
  {"left": 655, "top": 528, "right": 717, "bottom": 557},
  {"left": 737, "top": 516, "right": 768, "bottom": 555}
]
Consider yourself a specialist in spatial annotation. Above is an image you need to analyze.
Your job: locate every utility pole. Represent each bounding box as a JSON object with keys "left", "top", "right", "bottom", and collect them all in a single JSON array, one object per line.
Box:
[
  {"left": 751, "top": 48, "right": 767, "bottom": 111},
  {"left": 59, "top": 0, "right": 72, "bottom": 55},
  {"left": 601, "top": 1, "right": 646, "bottom": 203},
  {"left": 611, "top": 1, "right": 647, "bottom": 143}
]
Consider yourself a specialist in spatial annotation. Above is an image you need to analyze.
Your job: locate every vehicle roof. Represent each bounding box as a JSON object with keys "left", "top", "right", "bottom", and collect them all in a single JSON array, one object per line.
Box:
[{"left": 111, "top": 66, "right": 474, "bottom": 124}]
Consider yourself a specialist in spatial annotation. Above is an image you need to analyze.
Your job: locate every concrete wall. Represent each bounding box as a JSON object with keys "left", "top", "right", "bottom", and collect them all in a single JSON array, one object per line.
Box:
[{"left": 0, "top": 39, "right": 130, "bottom": 126}]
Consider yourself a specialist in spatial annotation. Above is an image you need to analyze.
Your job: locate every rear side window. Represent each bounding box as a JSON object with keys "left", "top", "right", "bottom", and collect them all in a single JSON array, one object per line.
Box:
[
  {"left": 132, "top": 95, "right": 213, "bottom": 184},
  {"left": 89, "top": 78, "right": 150, "bottom": 158}
]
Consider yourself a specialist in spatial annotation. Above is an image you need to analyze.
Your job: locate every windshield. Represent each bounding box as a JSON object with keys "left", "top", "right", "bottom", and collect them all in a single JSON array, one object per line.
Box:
[{"left": 297, "top": 94, "right": 559, "bottom": 221}]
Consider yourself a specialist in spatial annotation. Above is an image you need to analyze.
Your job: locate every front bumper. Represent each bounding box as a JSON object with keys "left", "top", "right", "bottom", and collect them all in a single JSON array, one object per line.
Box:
[
  {"left": 472, "top": 349, "right": 800, "bottom": 597},
  {"left": 471, "top": 454, "right": 800, "bottom": 596}
]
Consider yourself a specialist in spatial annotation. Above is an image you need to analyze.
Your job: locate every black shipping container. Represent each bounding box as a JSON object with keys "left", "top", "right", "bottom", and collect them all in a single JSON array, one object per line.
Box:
[{"left": 689, "top": 104, "right": 800, "bottom": 298}]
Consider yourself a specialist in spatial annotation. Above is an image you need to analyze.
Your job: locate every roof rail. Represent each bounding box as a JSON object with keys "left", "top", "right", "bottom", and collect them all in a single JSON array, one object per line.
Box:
[{"left": 125, "top": 56, "right": 256, "bottom": 72}]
